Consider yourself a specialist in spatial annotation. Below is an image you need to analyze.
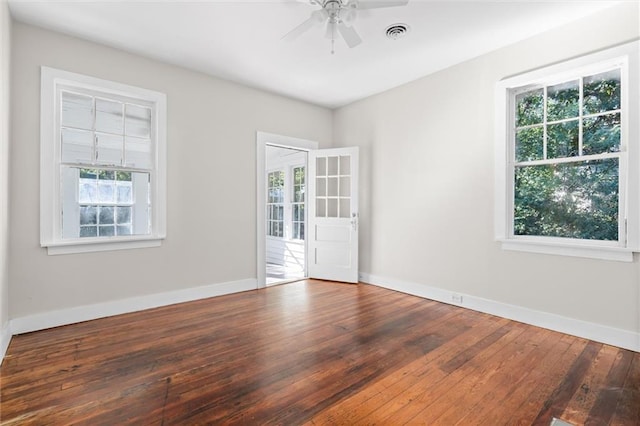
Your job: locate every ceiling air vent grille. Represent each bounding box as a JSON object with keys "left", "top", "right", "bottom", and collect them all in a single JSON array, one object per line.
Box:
[{"left": 385, "top": 24, "right": 410, "bottom": 40}]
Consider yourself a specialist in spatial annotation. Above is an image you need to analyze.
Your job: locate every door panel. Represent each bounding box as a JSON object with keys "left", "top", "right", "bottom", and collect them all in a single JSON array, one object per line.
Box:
[{"left": 308, "top": 147, "right": 359, "bottom": 283}]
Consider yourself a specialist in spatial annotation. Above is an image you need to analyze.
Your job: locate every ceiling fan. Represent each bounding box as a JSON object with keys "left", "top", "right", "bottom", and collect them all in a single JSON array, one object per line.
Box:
[{"left": 283, "top": 0, "right": 410, "bottom": 54}]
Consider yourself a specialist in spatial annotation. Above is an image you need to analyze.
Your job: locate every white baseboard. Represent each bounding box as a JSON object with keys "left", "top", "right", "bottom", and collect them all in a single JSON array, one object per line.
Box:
[
  {"left": 359, "top": 272, "right": 640, "bottom": 353},
  {"left": 10, "top": 278, "right": 257, "bottom": 335},
  {"left": 0, "top": 321, "right": 10, "bottom": 363}
]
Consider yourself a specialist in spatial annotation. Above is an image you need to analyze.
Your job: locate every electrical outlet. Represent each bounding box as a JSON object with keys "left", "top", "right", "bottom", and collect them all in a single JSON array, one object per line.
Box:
[{"left": 451, "top": 294, "right": 463, "bottom": 304}]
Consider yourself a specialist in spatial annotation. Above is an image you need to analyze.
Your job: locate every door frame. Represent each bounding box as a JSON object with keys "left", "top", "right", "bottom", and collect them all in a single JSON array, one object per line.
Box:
[{"left": 256, "top": 132, "right": 318, "bottom": 289}]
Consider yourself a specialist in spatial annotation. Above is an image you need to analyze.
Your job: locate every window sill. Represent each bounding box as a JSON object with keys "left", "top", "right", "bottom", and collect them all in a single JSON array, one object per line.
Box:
[
  {"left": 43, "top": 236, "right": 164, "bottom": 255},
  {"left": 498, "top": 238, "right": 634, "bottom": 262}
]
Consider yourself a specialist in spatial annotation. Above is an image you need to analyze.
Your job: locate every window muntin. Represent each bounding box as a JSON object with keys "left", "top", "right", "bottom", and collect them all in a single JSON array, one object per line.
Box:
[
  {"left": 511, "top": 68, "right": 623, "bottom": 242},
  {"left": 292, "top": 166, "right": 305, "bottom": 240},
  {"left": 267, "top": 171, "right": 284, "bottom": 238}
]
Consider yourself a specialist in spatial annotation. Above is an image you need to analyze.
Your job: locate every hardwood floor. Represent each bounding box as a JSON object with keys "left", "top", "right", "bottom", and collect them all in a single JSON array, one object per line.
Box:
[{"left": 1, "top": 280, "right": 638, "bottom": 425}]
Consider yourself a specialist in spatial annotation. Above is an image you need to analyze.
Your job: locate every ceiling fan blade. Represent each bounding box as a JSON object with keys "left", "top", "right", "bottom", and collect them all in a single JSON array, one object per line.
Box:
[
  {"left": 337, "top": 22, "right": 362, "bottom": 48},
  {"left": 282, "top": 9, "right": 327, "bottom": 41},
  {"left": 356, "top": 0, "right": 409, "bottom": 10}
]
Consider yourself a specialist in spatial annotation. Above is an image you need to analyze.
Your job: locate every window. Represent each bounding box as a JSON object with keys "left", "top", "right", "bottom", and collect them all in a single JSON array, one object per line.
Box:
[
  {"left": 41, "top": 67, "right": 166, "bottom": 254},
  {"left": 292, "top": 166, "right": 305, "bottom": 240},
  {"left": 495, "top": 41, "right": 639, "bottom": 261},
  {"left": 267, "top": 170, "right": 284, "bottom": 238}
]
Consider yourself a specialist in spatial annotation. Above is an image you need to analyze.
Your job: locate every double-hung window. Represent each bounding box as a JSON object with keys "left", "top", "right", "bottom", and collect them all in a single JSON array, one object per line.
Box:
[
  {"left": 495, "top": 41, "right": 639, "bottom": 261},
  {"left": 41, "top": 67, "right": 167, "bottom": 254}
]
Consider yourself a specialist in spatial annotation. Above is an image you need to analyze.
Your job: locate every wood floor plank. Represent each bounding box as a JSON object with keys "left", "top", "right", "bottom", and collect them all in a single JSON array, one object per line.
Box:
[
  {"left": 586, "top": 347, "right": 635, "bottom": 425},
  {"left": 307, "top": 311, "right": 505, "bottom": 425},
  {"left": 475, "top": 332, "right": 575, "bottom": 426},
  {"left": 531, "top": 340, "right": 603, "bottom": 425},
  {"left": 609, "top": 352, "right": 640, "bottom": 426},
  {"left": 1, "top": 280, "right": 637, "bottom": 425},
  {"left": 354, "top": 322, "right": 526, "bottom": 424}
]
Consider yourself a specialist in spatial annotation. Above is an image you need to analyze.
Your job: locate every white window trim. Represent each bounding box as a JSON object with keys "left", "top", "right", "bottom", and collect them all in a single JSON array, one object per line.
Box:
[
  {"left": 41, "top": 67, "right": 167, "bottom": 255},
  {"left": 494, "top": 40, "right": 639, "bottom": 262}
]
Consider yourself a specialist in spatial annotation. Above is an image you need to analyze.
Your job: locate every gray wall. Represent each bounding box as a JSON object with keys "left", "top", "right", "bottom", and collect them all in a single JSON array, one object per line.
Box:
[
  {"left": 9, "top": 22, "right": 332, "bottom": 319},
  {"left": 333, "top": 3, "right": 640, "bottom": 334},
  {"left": 1, "top": 0, "right": 11, "bottom": 353}
]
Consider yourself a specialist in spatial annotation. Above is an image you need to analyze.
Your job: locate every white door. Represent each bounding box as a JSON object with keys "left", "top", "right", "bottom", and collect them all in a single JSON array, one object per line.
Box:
[{"left": 308, "top": 147, "right": 359, "bottom": 283}]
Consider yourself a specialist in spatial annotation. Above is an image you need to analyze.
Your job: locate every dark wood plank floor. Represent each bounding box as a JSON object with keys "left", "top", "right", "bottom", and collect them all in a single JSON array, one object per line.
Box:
[{"left": 1, "top": 280, "right": 638, "bottom": 425}]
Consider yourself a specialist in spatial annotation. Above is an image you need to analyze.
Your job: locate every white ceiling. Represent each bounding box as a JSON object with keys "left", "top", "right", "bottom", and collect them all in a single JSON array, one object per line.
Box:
[{"left": 8, "top": 0, "right": 620, "bottom": 108}]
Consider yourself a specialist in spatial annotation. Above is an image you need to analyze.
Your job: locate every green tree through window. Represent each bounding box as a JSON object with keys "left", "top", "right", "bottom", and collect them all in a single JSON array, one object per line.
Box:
[{"left": 513, "top": 69, "right": 621, "bottom": 241}]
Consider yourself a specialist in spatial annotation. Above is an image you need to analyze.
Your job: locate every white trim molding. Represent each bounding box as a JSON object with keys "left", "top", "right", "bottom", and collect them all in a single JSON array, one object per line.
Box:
[
  {"left": 0, "top": 322, "right": 10, "bottom": 363},
  {"left": 359, "top": 272, "right": 640, "bottom": 353},
  {"left": 10, "top": 278, "right": 257, "bottom": 335}
]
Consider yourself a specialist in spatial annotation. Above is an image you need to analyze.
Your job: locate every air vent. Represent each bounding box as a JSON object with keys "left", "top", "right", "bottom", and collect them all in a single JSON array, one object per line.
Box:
[{"left": 385, "top": 24, "right": 410, "bottom": 40}]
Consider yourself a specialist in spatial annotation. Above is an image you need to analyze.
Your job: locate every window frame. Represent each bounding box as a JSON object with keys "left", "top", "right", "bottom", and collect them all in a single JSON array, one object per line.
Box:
[
  {"left": 291, "top": 165, "right": 305, "bottom": 241},
  {"left": 266, "top": 169, "right": 285, "bottom": 239},
  {"left": 494, "top": 41, "right": 639, "bottom": 262},
  {"left": 40, "top": 67, "right": 167, "bottom": 255}
]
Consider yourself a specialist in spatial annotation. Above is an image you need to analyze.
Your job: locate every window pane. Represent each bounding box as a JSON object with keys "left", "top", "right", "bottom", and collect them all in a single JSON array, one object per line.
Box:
[
  {"left": 316, "top": 198, "right": 326, "bottom": 218},
  {"left": 515, "top": 126, "right": 543, "bottom": 162},
  {"left": 95, "top": 133, "right": 123, "bottom": 166},
  {"left": 316, "top": 157, "right": 326, "bottom": 176},
  {"left": 328, "top": 177, "right": 338, "bottom": 197},
  {"left": 299, "top": 223, "right": 305, "bottom": 240},
  {"left": 61, "top": 128, "right": 93, "bottom": 164},
  {"left": 294, "top": 167, "right": 305, "bottom": 185},
  {"left": 116, "top": 206, "right": 131, "bottom": 224},
  {"left": 327, "top": 156, "right": 339, "bottom": 176},
  {"left": 514, "top": 159, "right": 618, "bottom": 240},
  {"left": 583, "top": 69, "right": 621, "bottom": 115},
  {"left": 117, "top": 225, "right": 132, "bottom": 236},
  {"left": 339, "top": 177, "right": 351, "bottom": 197},
  {"left": 547, "top": 120, "right": 579, "bottom": 159},
  {"left": 339, "top": 198, "right": 350, "bottom": 218},
  {"left": 95, "top": 98, "right": 123, "bottom": 134},
  {"left": 80, "top": 226, "right": 97, "bottom": 238},
  {"left": 98, "top": 225, "right": 115, "bottom": 237},
  {"left": 124, "top": 137, "right": 152, "bottom": 170},
  {"left": 583, "top": 113, "right": 621, "bottom": 155},
  {"left": 99, "top": 170, "right": 115, "bottom": 180},
  {"left": 98, "top": 181, "right": 115, "bottom": 203},
  {"left": 327, "top": 198, "right": 338, "bottom": 218},
  {"left": 547, "top": 80, "right": 579, "bottom": 121},
  {"left": 79, "top": 179, "right": 98, "bottom": 203},
  {"left": 316, "top": 177, "right": 326, "bottom": 197},
  {"left": 516, "top": 89, "right": 543, "bottom": 127},
  {"left": 340, "top": 156, "right": 350, "bottom": 176},
  {"left": 294, "top": 188, "right": 304, "bottom": 202},
  {"left": 80, "top": 206, "right": 97, "bottom": 225},
  {"left": 125, "top": 104, "right": 151, "bottom": 139},
  {"left": 61, "top": 92, "right": 93, "bottom": 130},
  {"left": 117, "top": 183, "right": 132, "bottom": 204},
  {"left": 99, "top": 206, "right": 115, "bottom": 224}
]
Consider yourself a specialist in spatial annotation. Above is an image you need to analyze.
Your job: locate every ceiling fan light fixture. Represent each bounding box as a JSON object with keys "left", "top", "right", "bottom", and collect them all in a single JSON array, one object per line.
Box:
[{"left": 385, "top": 23, "right": 410, "bottom": 40}]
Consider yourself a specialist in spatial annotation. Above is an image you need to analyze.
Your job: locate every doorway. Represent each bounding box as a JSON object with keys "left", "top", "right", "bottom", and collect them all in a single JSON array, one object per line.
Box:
[
  {"left": 256, "top": 132, "right": 318, "bottom": 288},
  {"left": 256, "top": 132, "right": 360, "bottom": 287},
  {"left": 265, "top": 145, "right": 307, "bottom": 285}
]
